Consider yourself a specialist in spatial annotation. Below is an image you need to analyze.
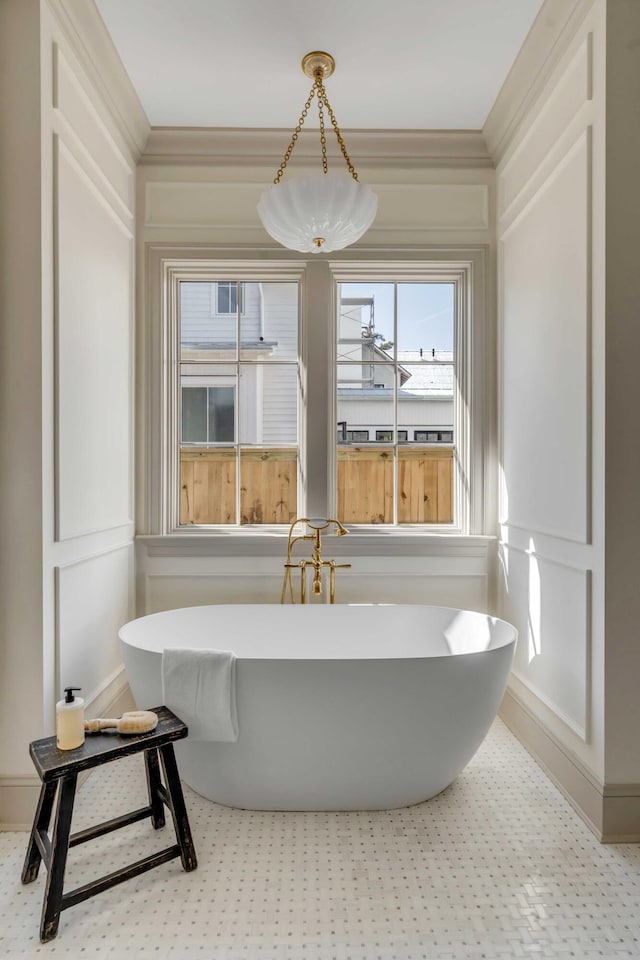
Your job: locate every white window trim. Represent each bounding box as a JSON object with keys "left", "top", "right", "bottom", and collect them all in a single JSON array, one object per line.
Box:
[{"left": 140, "top": 245, "right": 492, "bottom": 543}]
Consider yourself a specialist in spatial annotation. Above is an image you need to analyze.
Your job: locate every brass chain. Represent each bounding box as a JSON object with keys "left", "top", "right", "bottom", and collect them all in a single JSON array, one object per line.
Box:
[
  {"left": 273, "top": 69, "right": 359, "bottom": 184},
  {"left": 317, "top": 77, "right": 328, "bottom": 174},
  {"left": 273, "top": 81, "right": 317, "bottom": 184},
  {"left": 317, "top": 78, "right": 359, "bottom": 182}
]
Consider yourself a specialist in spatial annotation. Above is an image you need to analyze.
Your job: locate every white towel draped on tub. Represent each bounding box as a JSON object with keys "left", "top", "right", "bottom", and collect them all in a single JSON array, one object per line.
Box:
[{"left": 162, "top": 648, "right": 238, "bottom": 742}]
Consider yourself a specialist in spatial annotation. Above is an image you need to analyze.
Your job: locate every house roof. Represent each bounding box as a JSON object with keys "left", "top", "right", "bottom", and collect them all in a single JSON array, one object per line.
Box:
[{"left": 397, "top": 351, "right": 454, "bottom": 396}]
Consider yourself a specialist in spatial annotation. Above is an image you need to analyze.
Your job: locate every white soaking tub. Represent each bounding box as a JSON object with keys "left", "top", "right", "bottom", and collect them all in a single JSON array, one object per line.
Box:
[{"left": 119, "top": 604, "right": 517, "bottom": 811}]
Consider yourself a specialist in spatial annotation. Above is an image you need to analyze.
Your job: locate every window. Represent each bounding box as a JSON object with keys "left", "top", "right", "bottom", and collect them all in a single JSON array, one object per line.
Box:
[
  {"left": 336, "top": 280, "right": 455, "bottom": 524},
  {"left": 181, "top": 387, "right": 235, "bottom": 443},
  {"left": 215, "top": 281, "right": 244, "bottom": 315},
  {"left": 413, "top": 429, "right": 454, "bottom": 443},
  {"left": 151, "top": 251, "right": 487, "bottom": 534},
  {"left": 178, "top": 275, "right": 300, "bottom": 525}
]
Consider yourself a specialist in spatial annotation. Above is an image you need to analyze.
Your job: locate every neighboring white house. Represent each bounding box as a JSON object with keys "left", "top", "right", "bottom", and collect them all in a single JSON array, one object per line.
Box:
[
  {"left": 180, "top": 283, "right": 454, "bottom": 447},
  {"left": 180, "top": 281, "right": 298, "bottom": 446}
]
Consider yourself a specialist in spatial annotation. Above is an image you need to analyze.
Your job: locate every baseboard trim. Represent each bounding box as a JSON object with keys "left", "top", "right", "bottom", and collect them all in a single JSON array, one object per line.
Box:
[
  {"left": 0, "top": 776, "right": 42, "bottom": 832},
  {"left": 0, "top": 669, "right": 135, "bottom": 830},
  {"left": 500, "top": 687, "right": 640, "bottom": 843}
]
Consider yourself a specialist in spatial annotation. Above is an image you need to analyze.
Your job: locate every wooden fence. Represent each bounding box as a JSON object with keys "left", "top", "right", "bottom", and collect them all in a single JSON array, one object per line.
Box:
[
  {"left": 180, "top": 448, "right": 297, "bottom": 525},
  {"left": 180, "top": 446, "right": 453, "bottom": 525},
  {"left": 338, "top": 446, "right": 453, "bottom": 524}
]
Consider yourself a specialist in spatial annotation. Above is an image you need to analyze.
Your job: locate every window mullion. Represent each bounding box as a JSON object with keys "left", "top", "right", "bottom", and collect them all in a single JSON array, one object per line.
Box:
[
  {"left": 305, "top": 260, "right": 333, "bottom": 518},
  {"left": 235, "top": 281, "right": 241, "bottom": 525},
  {"left": 393, "top": 282, "right": 398, "bottom": 526}
]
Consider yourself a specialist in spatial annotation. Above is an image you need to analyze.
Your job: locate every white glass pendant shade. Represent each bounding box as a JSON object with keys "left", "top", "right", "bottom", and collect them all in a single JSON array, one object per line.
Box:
[{"left": 257, "top": 174, "right": 378, "bottom": 253}]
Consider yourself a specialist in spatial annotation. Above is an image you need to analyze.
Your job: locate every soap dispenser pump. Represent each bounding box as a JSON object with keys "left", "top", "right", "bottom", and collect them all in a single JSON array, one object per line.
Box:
[{"left": 56, "top": 686, "right": 85, "bottom": 750}]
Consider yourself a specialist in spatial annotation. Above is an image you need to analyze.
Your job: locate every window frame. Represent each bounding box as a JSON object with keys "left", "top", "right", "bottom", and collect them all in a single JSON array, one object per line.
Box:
[
  {"left": 327, "top": 259, "right": 481, "bottom": 533},
  {"left": 142, "top": 247, "right": 491, "bottom": 539}
]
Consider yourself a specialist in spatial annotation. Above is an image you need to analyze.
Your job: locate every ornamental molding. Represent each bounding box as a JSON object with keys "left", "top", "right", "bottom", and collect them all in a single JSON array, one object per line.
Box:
[
  {"left": 483, "top": 0, "right": 596, "bottom": 164},
  {"left": 46, "top": 0, "right": 150, "bottom": 158},
  {"left": 141, "top": 127, "right": 493, "bottom": 169}
]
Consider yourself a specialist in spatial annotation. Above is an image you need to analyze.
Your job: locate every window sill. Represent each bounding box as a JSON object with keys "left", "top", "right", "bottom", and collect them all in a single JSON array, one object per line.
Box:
[{"left": 136, "top": 530, "right": 496, "bottom": 559}]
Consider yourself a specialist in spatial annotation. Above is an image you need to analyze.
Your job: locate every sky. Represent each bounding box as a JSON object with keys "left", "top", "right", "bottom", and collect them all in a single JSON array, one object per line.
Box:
[{"left": 340, "top": 282, "right": 454, "bottom": 353}]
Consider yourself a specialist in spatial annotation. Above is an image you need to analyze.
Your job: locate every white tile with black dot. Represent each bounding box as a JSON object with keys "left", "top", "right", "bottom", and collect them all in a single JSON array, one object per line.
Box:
[{"left": 1, "top": 719, "right": 640, "bottom": 959}]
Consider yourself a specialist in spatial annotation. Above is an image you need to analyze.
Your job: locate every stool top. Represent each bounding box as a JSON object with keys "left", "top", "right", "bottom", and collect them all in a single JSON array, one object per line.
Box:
[{"left": 29, "top": 706, "right": 188, "bottom": 782}]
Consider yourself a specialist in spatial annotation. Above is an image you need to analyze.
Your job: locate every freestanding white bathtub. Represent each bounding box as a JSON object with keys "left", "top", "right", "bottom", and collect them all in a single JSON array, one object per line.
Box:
[{"left": 119, "top": 604, "right": 517, "bottom": 811}]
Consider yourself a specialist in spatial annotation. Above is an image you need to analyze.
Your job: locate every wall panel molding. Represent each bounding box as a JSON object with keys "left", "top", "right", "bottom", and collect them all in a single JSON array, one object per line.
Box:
[
  {"left": 142, "top": 570, "right": 488, "bottom": 616},
  {"left": 54, "top": 136, "right": 134, "bottom": 542},
  {"left": 145, "top": 181, "right": 490, "bottom": 233},
  {"left": 499, "top": 127, "right": 592, "bottom": 544},
  {"left": 54, "top": 543, "right": 134, "bottom": 707},
  {"left": 500, "top": 543, "right": 591, "bottom": 740},
  {"left": 498, "top": 34, "right": 592, "bottom": 219},
  {"left": 138, "top": 538, "right": 492, "bottom": 616},
  {"left": 53, "top": 43, "right": 134, "bottom": 216}
]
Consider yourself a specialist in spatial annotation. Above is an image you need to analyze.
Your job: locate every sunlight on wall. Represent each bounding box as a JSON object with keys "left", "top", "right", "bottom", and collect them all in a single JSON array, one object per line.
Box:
[{"left": 527, "top": 537, "right": 541, "bottom": 665}]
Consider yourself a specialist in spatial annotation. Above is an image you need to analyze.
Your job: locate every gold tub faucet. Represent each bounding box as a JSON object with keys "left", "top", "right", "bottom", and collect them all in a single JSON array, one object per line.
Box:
[{"left": 281, "top": 518, "right": 351, "bottom": 604}]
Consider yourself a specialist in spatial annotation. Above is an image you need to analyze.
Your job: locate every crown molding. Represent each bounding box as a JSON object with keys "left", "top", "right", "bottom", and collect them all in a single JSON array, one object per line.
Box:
[
  {"left": 483, "top": 0, "right": 597, "bottom": 164},
  {"left": 141, "top": 127, "right": 493, "bottom": 169},
  {"left": 45, "top": 0, "right": 150, "bottom": 159}
]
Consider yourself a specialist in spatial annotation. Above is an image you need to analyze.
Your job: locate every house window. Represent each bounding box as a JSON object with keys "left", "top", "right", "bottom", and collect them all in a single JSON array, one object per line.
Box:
[
  {"left": 215, "top": 281, "right": 245, "bottom": 315},
  {"left": 413, "top": 429, "right": 454, "bottom": 443},
  {"left": 151, "top": 251, "right": 486, "bottom": 534},
  {"left": 181, "top": 387, "right": 235, "bottom": 443}
]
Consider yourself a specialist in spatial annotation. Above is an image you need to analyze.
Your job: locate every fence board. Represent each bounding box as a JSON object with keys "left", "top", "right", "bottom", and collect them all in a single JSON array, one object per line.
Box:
[
  {"left": 181, "top": 446, "right": 453, "bottom": 526},
  {"left": 437, "top": 456, "right": 453, "bottom": 522},
  {"left": 180, "top": 448, "right": 235, "bottom": 524},
  {"left": 337, "top": 447, "right": 394, "bottom": 524},
  {"left": 240, "top": 450, "right": 297, "bottom": 524}
]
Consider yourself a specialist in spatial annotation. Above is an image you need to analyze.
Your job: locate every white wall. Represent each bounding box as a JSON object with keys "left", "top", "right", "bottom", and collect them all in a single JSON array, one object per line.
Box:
[
  {"left": 497, "top": 0, "right": 604, "bottom": 774},
  {"left": 494, "top": 0, "right": 640, "bottom": 839},
  {"left": 0, "top": 0, "right": 147, "bottom": 826}
]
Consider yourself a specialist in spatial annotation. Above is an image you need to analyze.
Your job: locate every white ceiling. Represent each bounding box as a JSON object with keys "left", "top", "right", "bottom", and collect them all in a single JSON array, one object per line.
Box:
[{"left": 95, "top": 0, "right": 545, "bottom": 131}]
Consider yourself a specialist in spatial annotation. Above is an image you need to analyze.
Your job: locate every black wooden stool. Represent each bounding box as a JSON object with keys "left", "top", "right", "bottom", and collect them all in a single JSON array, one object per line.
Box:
[{"left": 22, "top": 705, "right": 197, "bottom": 942}]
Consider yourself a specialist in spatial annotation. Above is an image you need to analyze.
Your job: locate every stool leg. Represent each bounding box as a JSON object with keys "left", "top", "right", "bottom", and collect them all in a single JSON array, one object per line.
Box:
[
  {"left": 40, "top": 773, "right": 77, "bottom": 943},
  {"left": 144, "top": 748, "right": 165, "bottom": 829},
  {"left": 22, "top": 781, "right": 58, "bottom": 883},
  {"left": 158, "top": 744, "right": 197, "bottom": 872}
]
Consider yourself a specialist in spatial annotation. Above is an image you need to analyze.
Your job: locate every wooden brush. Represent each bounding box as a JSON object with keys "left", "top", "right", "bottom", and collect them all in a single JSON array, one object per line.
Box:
[{"left": 84, "top": 710, "right": 158, "bottom": 735}]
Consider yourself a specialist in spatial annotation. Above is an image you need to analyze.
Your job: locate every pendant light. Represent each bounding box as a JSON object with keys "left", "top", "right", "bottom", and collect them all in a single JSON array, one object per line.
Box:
[{"left": 257, "top": 52, "right": 377, "bottom": 254}]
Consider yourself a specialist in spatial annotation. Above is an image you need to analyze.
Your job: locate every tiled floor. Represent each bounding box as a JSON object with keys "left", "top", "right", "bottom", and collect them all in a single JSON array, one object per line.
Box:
[{"left": 1, "top": 719, "right": 640, "bottom": 960}]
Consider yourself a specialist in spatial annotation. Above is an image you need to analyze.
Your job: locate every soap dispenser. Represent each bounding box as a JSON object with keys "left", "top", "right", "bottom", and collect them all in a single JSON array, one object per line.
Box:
[{"left": 56, "top": 687, "right": 85, "bottom": 750}]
